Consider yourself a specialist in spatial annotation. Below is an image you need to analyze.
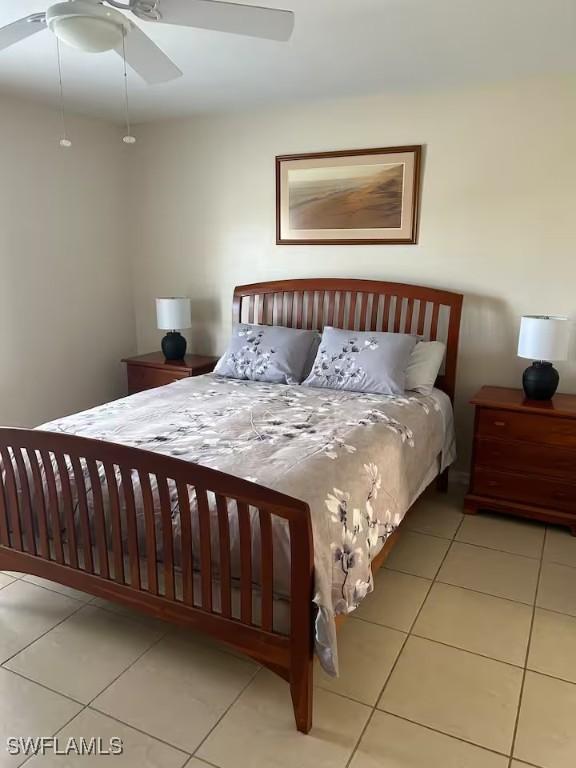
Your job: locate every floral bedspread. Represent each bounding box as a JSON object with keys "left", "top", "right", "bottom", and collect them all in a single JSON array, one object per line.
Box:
[{"left": 39, "top": 374, "right": 451, "bottom": 675}]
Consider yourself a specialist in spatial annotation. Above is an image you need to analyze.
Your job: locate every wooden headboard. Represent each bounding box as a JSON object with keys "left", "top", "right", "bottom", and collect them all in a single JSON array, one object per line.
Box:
[{"left": 233, "top": 278, "right": 463, "bottom": 401}]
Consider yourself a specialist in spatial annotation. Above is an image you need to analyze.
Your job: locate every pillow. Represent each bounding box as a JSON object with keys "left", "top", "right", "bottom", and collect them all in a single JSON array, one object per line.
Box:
[
  {"left": 214, "top": 324, "right": 319, "bottom": 384},
  {"left": 302, "top": 327, "right": 417, "bottom": 395},
  {"left": 405, "top": 341, "right": 446, "bottom": 394}
]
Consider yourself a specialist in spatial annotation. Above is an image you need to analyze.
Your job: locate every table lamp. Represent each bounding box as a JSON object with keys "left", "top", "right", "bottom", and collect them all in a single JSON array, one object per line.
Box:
[
  {"left": 518, "top": 315, "right": 571, "bottom": 400},
  {"left": 156, "top": 297, "right": 192, "bottom": 361}
]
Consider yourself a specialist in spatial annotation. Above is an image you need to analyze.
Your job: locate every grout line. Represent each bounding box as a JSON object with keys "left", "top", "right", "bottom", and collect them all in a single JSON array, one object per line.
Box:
[
  {"left": 18, "top": 701, "right": 87, "bottom": 768},
  {"left": 87, "top": 705, "right": 191, "bottom": 757},
  {"left": 191, "top": 663, "right": 261, "bottom": 759},
  {"left": 433, "top": 578, "right": 535, "bottom": 607},
  {"left": 84, "top": 629, "right": 170, "bottom": 710},
  {"left": 506, "top": 523, "right": 547, "bottom": 768},
  {"left": 19, "top": 627, "right": 178, "bottom": 768},
  {"left": 403, "top": 522, "right": 550, "bottom": 562},
  {"left": 438, "top": 537, "right": 543, "bottom": 562},
  {"left": 0, "top": 666, "right": 85, "bottom": 706},
  {"left": 5, "top": 496, "right": 573, "bottom": 767},
  {"left": 18, "top": 576, "right": 92, "bottom": 603},
  {"left": 366, "top": 571, "right": 543, "bottom": 611},
  {"left": 0, "top": 600, "right": 87, "bottom": 668},
  {"left": 343, "top": 508, "right": 464, "bottom": 768},
  {"left": 407, "top": 632, "right": 525, "bottom": 670},
  {"left": 375, "top": 708, "right": 511, "bottom": 759},
  {"left": 6, "top": 603, "right": 174, "bottom": 767},
  {"left": 402, "top": 526, "right": 461, "bottom": 543},
  {"left": 351, "top": 615, "right": 418, "bottom": 634},
  {"left": 184, "top": 756, "right": 221, "bottom": 768}
]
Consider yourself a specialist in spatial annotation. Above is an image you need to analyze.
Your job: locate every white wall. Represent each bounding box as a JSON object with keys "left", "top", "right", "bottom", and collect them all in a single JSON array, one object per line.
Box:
[
  {"left": 0, "top": 96, "right": 136, "bottom": 427},
  {"left": 128, "top": 75, "right": 576, "bottom": 470}
]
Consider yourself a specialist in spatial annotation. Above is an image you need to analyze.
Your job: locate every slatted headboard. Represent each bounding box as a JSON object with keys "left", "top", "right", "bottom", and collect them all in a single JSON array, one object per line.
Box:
[{"left": 233, "top": 279, "right": 463, "bottom": 401}]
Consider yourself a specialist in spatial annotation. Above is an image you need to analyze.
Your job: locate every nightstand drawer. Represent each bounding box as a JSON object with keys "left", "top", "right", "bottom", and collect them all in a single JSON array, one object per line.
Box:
[
  {"left": 477, "top": 408, "right": 576, "bottom": 448},
  {"left": 127, "top": 366, "right": 189, "bottom": 394},
  {"left": 475, "top": 438, "right": 576, "bottom": 481},
  {"left": 473, "top": 467, "right": 576, "bottom": 513}
]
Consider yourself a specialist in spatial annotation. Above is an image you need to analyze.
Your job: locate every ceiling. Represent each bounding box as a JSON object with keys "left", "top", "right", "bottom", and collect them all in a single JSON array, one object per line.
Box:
[{"left": 0, "top": 0, "right": 575, "bottom": 123}]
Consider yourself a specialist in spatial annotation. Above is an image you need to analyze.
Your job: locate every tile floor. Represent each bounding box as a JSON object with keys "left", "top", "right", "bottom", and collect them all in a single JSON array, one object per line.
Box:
[{"left": 1, "top": 484, "right": 575, "bottom": 767}]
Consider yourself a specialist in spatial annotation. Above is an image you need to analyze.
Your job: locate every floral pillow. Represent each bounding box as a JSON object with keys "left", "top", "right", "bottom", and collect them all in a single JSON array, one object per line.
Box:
[
  {"left": 302, "top": 327, "right": 417, "bottom": 395},
  {"left": 214, "top": 324, "right": 320, "bottom": 384}
]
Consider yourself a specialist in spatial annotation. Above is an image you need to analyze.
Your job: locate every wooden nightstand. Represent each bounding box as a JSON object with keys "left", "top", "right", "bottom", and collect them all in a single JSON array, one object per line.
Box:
[
  {"left": 465, "top": 386, "right": 576, "bottom": 534},
  {"left": 123, "top": 352, "right": 219, "bottom": 395}
]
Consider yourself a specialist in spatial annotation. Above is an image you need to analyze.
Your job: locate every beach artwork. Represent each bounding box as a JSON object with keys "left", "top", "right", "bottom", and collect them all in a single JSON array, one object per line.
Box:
[
  {"left": 276, "top": 146, "right": 421, "bottom": 244},
  {"left": 288, "top": 163, "right": 404, "bottom": 231}
]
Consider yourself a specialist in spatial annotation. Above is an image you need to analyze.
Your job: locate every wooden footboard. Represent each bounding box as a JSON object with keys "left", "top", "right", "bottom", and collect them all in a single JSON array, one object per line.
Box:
[{"left": 0, "top": 428, "right": 315, "bottom": 733}]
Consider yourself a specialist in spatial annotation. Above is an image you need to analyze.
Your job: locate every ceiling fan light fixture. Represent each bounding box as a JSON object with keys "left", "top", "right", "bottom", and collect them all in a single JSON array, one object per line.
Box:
[{"left": 46, "top": 1, "right": 130, "bottom": 53}]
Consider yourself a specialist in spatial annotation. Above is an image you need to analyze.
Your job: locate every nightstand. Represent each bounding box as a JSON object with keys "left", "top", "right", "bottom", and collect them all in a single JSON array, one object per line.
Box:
[
  {"left": 465, "top": 386, "right": 576, "bottom": 534},
  {"left": 123, "top": 352, "right": 219, "bottom": 395}
]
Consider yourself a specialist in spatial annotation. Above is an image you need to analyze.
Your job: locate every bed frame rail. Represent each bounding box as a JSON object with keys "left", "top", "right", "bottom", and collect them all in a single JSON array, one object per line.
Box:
[{"left": 0, "top": 427, "right": 314, "bottom": 732}]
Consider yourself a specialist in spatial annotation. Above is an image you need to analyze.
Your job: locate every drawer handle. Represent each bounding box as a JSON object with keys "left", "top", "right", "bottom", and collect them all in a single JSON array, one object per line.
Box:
[
  {"left": 487, "top": 480, "right": 500, "bottom": 487},
  {"left": 493, "top": 421, "right": 506, "bottom": 427}
]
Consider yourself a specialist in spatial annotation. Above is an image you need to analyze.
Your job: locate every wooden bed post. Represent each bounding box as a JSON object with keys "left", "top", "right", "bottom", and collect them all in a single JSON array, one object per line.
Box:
[
  {"left": 0, "top": 278, "right": 464, "bottom": 736},
  {"left": 290, "top": 655, "right": 313, "bottom": 734},
  {"left": 288, "top": 510, "right": 315, "bottom": 733}
]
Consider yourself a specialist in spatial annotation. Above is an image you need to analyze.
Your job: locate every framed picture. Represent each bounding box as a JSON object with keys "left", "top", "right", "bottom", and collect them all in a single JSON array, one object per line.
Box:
[{"left": 276, "top": 145, "right": 422, "bottom": 245}]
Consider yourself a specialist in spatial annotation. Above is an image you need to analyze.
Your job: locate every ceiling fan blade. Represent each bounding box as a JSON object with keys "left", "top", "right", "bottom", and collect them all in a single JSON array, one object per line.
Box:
[
  {"left": 0, "top": 14, "right": 46, "bottom": 52},
  {"left": 147, "top": 0, "right": 295, "bottom": 42},
  {"left": 115, "top": 23, "right": 182, "bottom": 84}
]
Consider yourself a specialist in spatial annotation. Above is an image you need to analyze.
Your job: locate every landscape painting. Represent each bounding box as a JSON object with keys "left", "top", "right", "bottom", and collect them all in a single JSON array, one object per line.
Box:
[
  {"left": 288, "top": 163, "right": 404, "bottom": 230},
  {"left": 276, "top": 146, "right": 421, "bottom": 245}
]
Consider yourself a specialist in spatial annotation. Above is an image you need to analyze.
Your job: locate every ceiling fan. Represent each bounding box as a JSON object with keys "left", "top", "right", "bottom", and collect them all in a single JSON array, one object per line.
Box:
[{"left": 0, "top": 0, "right": 295, "bottom": 84}]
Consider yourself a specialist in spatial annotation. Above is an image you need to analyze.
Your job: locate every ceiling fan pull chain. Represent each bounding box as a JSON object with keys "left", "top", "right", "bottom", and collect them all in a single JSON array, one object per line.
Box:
[
  {"left": 121, "top": 29, "right": 136, "bottom": 144},
  {"left": 56, "top": 37, "right": 71, "bottom": 148}
]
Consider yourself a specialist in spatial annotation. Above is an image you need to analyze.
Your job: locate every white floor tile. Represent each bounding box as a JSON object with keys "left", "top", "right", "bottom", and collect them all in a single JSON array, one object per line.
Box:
[
  {"left": 26, "top": 708, "right": 188, "bottom": 768},
  {"left": 528, "top": 608, "right": 576, "bottom": 684},
  {"left": 316, "top": 618, "right": 405, "bottom": 705},
  {"left": 0, "top": 573, "right": 15, "bottom": 590},
  {"left": 413, "top": 582, "right": 532, "bottom": 665},
  {"left": 537, "top": 561, "right": 576, "bottom": 617},
  {"left": 5, "top": 605, "right": 163, "bottom": 703},
  {"left": 198, "top": 669, "right": 371, "bottom": 768},
  {"left": 350, "top": 710, "right": 508, "bottom": 768},
  {"left": 384, "top": 531, "right": 450, "bottom": 579},
  {"left": 93, "top": 632, "right": 257, "bottom": 753},
  {"left": 379, "top": 636, "right": 522, "bottom": 753},
  {"left": 0, "top": 668, "right": 81, "bottom": 768},
  {"left": 22, "top": 575, "right": 92, "bottom": 603},
  {"left": 543, "top": 527, "right": 576, "bottom": 568},
  {"left": 0, "top": 581, "right": 80, "bottom": 664},
  {"left": 438, "top": 542, "right": 539, "bottom": 604},
  {"left": 515, "top": 671, "right": 576, "bottom": 768},
  {"left": 456, "top": 514, "right": 544, "bottom": 558},
  {"left": 353, "top": 569, "right": 431, "bottom": 632}
]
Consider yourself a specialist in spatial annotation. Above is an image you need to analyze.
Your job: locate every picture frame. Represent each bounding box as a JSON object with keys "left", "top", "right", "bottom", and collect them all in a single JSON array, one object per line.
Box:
[{"left": 276, "top": 145, "right": 422, "bottom": 245}]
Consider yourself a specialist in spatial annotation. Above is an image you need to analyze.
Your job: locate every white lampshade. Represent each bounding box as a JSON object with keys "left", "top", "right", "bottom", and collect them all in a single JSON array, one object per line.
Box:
[
  {"left": 518, "top": 315, "right": 571, "bottom": 362},
  {"left": 156, "top": 298, "right": 192, "bottom": 331}
]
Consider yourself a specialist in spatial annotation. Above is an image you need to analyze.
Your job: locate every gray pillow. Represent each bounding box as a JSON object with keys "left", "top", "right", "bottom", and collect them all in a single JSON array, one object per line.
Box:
[
  {"left": 302, "top": 327, "right": 417, "bottom": 395},
  {"left": 214, "top": 324, "right": 319, "bottom": 384}
]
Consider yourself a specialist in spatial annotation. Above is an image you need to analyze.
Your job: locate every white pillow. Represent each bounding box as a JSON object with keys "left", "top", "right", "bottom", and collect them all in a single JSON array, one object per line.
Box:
[{"left": 405, "top": 341, "right": 446, "bottom": 394}]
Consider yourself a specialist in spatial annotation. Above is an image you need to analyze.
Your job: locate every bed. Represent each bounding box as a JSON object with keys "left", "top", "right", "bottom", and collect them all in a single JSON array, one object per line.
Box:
[{"left": 0, "top": 278, "right": 463, "bottom": 733}]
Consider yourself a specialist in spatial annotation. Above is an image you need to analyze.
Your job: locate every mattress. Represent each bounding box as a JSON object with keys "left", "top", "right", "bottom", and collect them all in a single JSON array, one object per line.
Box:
[{"left": 38, "top": 373, "right": 456, "bottom": 674}]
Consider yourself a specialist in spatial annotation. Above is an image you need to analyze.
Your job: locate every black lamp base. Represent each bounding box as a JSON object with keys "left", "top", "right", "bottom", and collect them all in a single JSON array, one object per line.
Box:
[
  {"left": 522, "top": 361, "right": 559, "bottom": 401},
  {"left": 161, "top": 331, "right": 187, "bottom": 361}
]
